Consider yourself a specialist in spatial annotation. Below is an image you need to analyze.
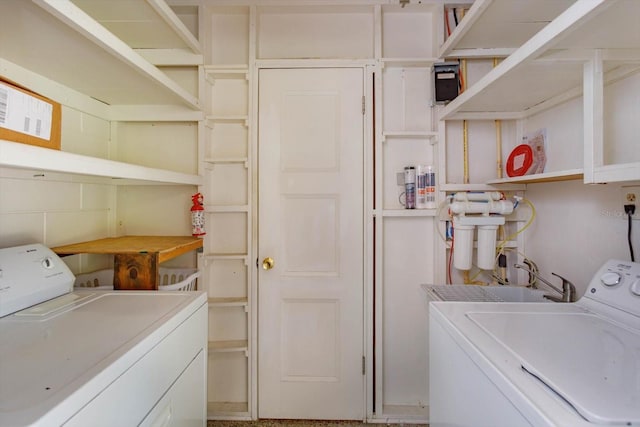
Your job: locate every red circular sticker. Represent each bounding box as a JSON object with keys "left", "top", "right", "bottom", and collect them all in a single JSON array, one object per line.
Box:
[{"left": 506, "top": 144, "right": 534, "bottom": 177}]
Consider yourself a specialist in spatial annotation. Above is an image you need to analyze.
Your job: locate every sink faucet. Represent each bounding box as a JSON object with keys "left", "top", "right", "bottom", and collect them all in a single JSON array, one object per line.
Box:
[{"left": 514, "top": 263, "right": 577, "bottom": 302}]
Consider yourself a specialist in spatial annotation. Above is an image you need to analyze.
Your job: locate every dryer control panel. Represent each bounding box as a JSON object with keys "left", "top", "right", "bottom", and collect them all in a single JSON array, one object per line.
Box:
[
  {"left": 585, "top": 259, "right": 640, "bottom": 317},
  {"left": 0, "top": 244, "right": 74, "bottom": 317}
]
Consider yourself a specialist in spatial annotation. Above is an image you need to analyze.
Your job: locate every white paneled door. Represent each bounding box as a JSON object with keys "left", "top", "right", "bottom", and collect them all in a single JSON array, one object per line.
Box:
[{"left": 258, "top": 68, "right": 364, "bottom": 419}]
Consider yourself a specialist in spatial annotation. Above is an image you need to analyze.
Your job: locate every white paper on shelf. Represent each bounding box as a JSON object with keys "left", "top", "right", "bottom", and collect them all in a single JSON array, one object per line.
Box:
[{"left": 0, "top": 82, "right": 53, "bottom": 140}]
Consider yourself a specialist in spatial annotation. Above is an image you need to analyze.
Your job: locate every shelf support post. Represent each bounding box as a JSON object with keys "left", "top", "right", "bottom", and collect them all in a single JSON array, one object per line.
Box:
[{"left": 583, "top": 49, "right": 604, "bottom": 184}]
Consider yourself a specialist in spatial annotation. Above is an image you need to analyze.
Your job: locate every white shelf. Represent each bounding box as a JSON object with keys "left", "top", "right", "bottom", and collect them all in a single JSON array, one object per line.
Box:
[
  {"left": 208, "top": 340, "right": 248, "bottom": 353},
  {"left": 207, "top": 401, "right": 250, "bottom": 420},
  {"left": 204, "top": 253, "right": 248, "bottom": 261},
  {"left": 439, "top": 0, "right": 575, "bottom": 59},
  {"left": 206, "top": 115, "right": 249, "bottom": 126},
  {"left": 70, "top": 0, "right": 201, "bottom": 54},
  {"left": 205, "top": 205, "right": 249, "bottom": 213},
  {"left": 382, "top": 131, "right": 438, "bottom": 141},
  {"left": 380, "top": 57, "right": 439, "bottom": 68},
  {"left": 203, "top": 157, "right": 248, "bottom": 165},
  {"left": 204, "top": 65, "right": 249, "bottom": 77},
  {"left": 486, "top": 169, "right": 584, "bottom": 185},
  {"left": 440, "top": 183, "right": 525, "bottom": 192},
  {"left": 380, "top": 209, "right": 437, "bottom": 218},
  {"left": 0, "top": 0, "right": 199, "bottom": 109},
  {"left": 379, "top": 404, "right": 429, "bottom": 423},
  {"left": 0, "top": 140, "right": 202, "bottom": 186},
  {"left": 208, "top": 297, "right": 248, "bottom": 307},
  {"left": 440, "top": 0, "right": 634, "bottom": 120}
]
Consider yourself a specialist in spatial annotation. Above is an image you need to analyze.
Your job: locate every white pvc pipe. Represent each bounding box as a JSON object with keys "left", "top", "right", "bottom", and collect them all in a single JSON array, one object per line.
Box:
[
  {"left": 449, "top": 200, "right": 514, "bottom": 215},
  {"left": 453, "top": 191, "right": 502, "bottom": 202}
]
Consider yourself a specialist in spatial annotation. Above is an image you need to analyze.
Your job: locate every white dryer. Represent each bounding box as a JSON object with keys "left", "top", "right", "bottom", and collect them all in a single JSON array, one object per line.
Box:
[
  {"left": 429, "top": 259, "right": 640, "bottom": 427},
  {"left": 0, "top": 244, "right": 208, "bottom": 427}
]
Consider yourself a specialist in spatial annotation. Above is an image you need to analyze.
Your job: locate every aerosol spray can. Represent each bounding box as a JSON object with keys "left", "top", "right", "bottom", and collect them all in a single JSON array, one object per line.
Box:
[
  {"left": 404, "top": 166, "right": 416, "bottom": 209},
  {"left": 417, "top": 165, "right": 436, "bottom": 209},
  {"left": 425, "top": 165, "right": 436, "bottom": 208}
]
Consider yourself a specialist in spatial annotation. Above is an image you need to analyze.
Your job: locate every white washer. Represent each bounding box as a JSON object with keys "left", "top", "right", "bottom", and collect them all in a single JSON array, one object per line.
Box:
[
  {"left": 429, "top": 259, "right": 640, "bottom": 427},
  {"left": 0, "top": 244, "right": 208, "bottom": 427}
]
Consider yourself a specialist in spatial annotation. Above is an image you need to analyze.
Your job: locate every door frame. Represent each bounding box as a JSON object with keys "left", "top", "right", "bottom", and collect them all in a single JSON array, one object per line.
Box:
[{"left": 249, "top": 61, "right": 376, "bottom": 420}]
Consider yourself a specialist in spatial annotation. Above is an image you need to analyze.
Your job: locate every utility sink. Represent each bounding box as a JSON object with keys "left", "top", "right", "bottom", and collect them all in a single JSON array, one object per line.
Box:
[
  {"left": 423, "top": 284, "right": 551, "bottom": 303},
  {"left": 484, "top": 286, "right": 549, "bottom": 302}
]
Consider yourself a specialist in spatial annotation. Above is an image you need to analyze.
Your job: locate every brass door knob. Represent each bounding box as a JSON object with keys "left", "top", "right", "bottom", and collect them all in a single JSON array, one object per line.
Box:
[{"left": 262, "top": 257, "right": 275, "bottom": 270}]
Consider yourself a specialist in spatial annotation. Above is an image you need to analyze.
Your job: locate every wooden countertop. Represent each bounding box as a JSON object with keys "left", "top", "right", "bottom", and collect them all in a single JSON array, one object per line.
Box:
[{"left": 52, "top": 235, "right": 203, "bottom": 264}]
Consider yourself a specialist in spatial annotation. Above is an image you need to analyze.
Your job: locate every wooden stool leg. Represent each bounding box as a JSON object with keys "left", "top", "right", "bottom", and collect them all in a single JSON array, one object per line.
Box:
[{"left": 114, "top": 253, "right": 158, "bottom": 290}]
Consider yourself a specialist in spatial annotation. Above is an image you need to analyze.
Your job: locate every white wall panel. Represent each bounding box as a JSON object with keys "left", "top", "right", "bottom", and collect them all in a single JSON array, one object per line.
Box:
[
  {"left": 46, "top": 211, "right": 110, "bottom": 246},
  {"left": 0, "top": 177, "right": 80, "bottom": 213},
  {"left": 205, "top": 259, "right": 248, "bottom": 298},
  {"left": 114, "top": 122, "right": 198, "bottom": 174},
  {"left": 382, "top": 217, "right": 433, "bottom": 407},
  {"left": 61, "top": 108, "right": 111, "bottom": 158},
  {"left": 82, "top": 183, "right": 113, "bottom": 211},
  {"left": 257, "top": 7, "right": 373, "bottom": 59},
  {"left": 208, "top": 352, "right": 248, "bottom": 403},
  {"left": 116, "top": 186, "right": 192, "bottom": 236},
  {"left": 524, "top": 181, "right": 630, "bottom": 297},
  {"left": 604, "top": 71, "right": 640, "bottom": 165},
  {"left": 0, "top": 213, "right": 45, "bottom": 247},
  {"left": 208, "top": 308, "right": 248, "bottom": 341},
  {"left": 523, "top": 96, "right": 583, "bottom": 173}
]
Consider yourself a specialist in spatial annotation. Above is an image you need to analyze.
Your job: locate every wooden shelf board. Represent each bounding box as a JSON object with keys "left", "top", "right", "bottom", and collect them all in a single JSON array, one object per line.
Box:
[{"left": 51, "top": 235, "right": 203, "bottom": 264}]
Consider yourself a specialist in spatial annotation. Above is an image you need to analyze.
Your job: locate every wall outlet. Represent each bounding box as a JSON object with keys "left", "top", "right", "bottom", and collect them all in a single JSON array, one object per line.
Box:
[{"left": 621, "top": 186, "right": 639, "bottom": 220}]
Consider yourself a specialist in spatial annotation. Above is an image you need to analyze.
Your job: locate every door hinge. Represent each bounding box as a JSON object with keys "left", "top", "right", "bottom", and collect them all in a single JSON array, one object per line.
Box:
[
  {"left": 362, "top": 96, "right": 365, "bottom": 115},
  {"left": 362, "top": 356, "right": 366, "bottom": 375}
]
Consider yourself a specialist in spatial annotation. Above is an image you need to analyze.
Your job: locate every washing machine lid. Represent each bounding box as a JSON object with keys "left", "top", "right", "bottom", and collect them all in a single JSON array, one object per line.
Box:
[
  {"left": 468, "top": 311, "right": 640, "bottom": 425},
  {"left": 0, "top": 290, "right": 205, "bottom": 426}
]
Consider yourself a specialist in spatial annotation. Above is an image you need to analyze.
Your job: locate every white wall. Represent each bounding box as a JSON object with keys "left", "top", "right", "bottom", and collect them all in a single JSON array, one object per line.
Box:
[{"left": 524, "top": 180, "right": 635, "bottom": 296}]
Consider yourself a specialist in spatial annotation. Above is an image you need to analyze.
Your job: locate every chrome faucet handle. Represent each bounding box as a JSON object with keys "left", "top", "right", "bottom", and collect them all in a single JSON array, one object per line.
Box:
[{"left": 551, "top": 272, "right": 577, "bottom": 302}]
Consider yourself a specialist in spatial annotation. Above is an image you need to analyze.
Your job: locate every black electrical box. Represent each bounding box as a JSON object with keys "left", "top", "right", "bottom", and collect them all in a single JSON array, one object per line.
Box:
[{"left": 433, "top": 62, "right": 459, "bottom": 104}]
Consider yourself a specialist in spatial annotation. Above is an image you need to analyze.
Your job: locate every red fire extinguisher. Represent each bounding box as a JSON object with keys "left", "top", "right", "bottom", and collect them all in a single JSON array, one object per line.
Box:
[{"left": 191, "top": 192, "right": 206, "bottom": 237}]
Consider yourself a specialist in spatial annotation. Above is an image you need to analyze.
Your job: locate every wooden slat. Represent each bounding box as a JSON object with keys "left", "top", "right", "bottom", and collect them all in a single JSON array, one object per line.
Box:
[{"left": 51, "top": 235, "right": 203, "bottom": 263}]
